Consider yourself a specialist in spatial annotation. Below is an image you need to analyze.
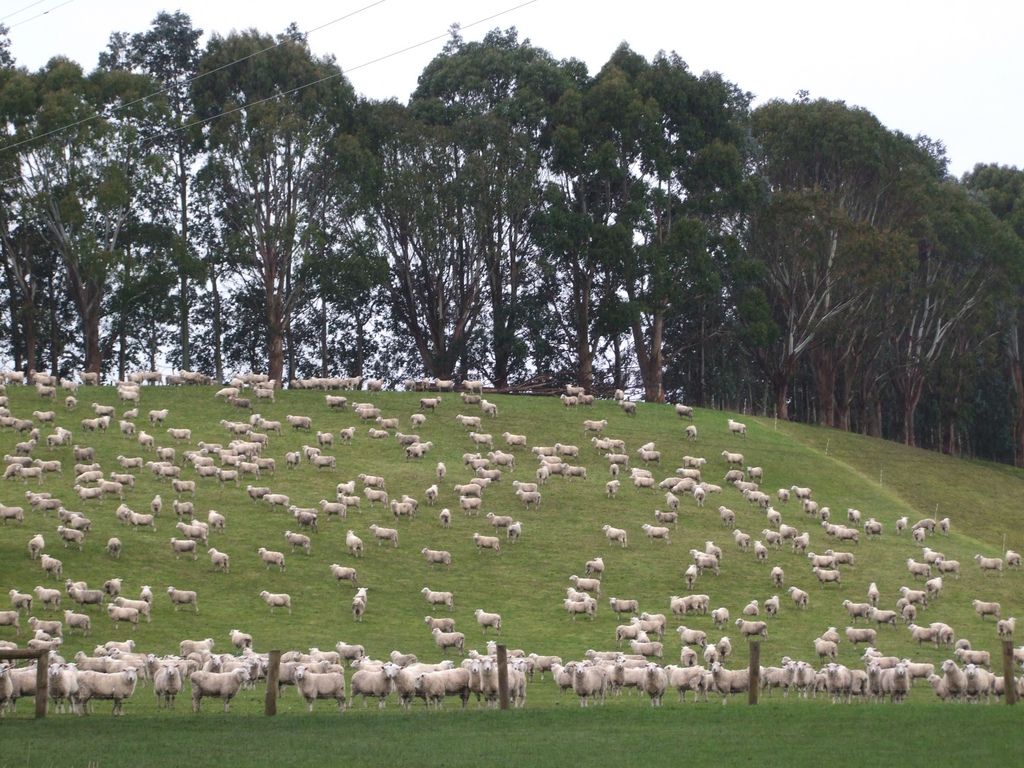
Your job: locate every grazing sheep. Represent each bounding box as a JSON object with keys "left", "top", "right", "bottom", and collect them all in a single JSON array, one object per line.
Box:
[
  {"left": 75, "top": 668, "right": 139, "bottom": 716},
  {"left": 368, "top": 524, "right": 399, "bottom": 548},
  {"left": 259, "top": 590, "right": 292, "bottom": 614},
  {"left": 972, "top": 599, "right": 1001, "bottom": 620},
  {"left": 190, "top": 668, "right": 249, "bottom": 712},
  {"left": 166, "top": 586, "right": 198, "bottom": 612},
  {"left": 474, "top": 609, "right": 502, "bottom": 634},
  {"left": 974, "top": 554, "right": 1004, "bottom": 575},
  {"left": 845, "top": 626, "right": 877, "bottom": 646},
  {"left": 421, "top": 548, "right": 452, "bottom": 568},
  {"left": 472, "top": 532, "right": 501, "bottom": 553},
  {"left": 787, "top": 586, "right": 809, "bottom": 609},
  {"left": 602, "top": 524, "right": 628, "bottom": 548}
]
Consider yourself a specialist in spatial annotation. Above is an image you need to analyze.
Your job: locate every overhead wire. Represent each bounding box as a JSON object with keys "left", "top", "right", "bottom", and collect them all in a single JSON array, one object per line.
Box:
[
  {"left": 153, "top": 0, "right": 538, "bottom": 142},
  {"left": 0, "top": 0, "right": 387, "bottom": 154},
  {"left": 1, "top": 0, "right": 49, "bottom": 23},
  {"left": 7, "top": 0, "right": 74, "bottom": 29}
]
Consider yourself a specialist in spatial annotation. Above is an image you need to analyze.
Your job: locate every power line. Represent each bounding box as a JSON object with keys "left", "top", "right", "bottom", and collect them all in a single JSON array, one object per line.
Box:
[
  {"left": 7, "top": 0, "right": 74, "bottom": 29},
  {"left": 1, "top": 0, "right": 48, "bottom": 23},
  {"left": 156, "top": 0, "right": 538, "bottom": 142},
  {"left": 0, "top": 0, "right": 387, "bottom": 154}
]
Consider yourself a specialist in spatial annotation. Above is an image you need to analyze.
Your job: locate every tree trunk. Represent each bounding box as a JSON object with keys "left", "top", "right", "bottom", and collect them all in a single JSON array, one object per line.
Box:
[
  {"left": 1010, "top": 356, "right": 1024, "bottom": 468},
  {"left": 178, "top": 149, "right": 191, "bottom": 370},
  {"left": 83, "top": 307, "right": 102, "bottom": 377},
  {"left": 774, "top": 377, "right": 790, "bottom": 421},
  {"left": 21, "top": 295, "right": 36, "bottom": 378},
  {"left": 353, "top": 305, "right": 365, "bottom": 378},
  {"left": 209, "top": 264, "right": 224, "bottom": 383},
  {"left": 631, "top": 311, "right": 665, "bottom": 403},
  {"left": 266, "top": 293, "right": 285, "bottom": 384},
  {"left": 811, "top": 347, "right": 837, "bottom": 427},
  {"left": 319, "top": 297, "right": 329, "bottom": 379}
]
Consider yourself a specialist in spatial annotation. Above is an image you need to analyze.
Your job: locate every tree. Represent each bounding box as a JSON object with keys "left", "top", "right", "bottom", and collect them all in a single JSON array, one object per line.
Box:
[
  {"left": 359, "top": 99, "right": 486, "bottom": 379},
  {"left": 101, "top": 11, "right": 205, "bottom": 370},
  {"left": 192, "top": 28, "right": 356, "bottom": 383},
  {"left": 2, "top": 59, "right": 162, "bottom": 376},
  {"left": 962, "top": 163, "right": 1024, "bottom": 464},
  {"left": 410, "top": 28, "right": 565, "bottom": 388}
]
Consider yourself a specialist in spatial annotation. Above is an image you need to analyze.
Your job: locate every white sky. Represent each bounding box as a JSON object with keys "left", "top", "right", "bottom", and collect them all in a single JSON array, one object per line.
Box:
[{"left": 4, "top": 0, "right": 1022, "bottom": 177}]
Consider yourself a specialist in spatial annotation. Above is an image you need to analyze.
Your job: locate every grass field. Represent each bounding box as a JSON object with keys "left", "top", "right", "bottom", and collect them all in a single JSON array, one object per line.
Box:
[{"left": 0, "top": 385, "right": 1021, "bottom": 765}]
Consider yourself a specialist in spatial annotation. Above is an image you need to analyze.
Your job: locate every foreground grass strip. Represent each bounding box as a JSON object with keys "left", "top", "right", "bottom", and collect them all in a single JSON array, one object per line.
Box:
[{"left": 1, "top": 704, "right": 1021, "bottom": 768}]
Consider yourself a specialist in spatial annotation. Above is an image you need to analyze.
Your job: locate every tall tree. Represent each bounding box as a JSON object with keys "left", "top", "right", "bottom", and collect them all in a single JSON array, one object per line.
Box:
[
  {"left": 410, "top": 28, "right": 565, "bottom": 388},
  {"left": 962, "top": 164, "right": 1024, "bottom": 464},
  {"left": 193, "top": 28, "right": 356, "bottom": 383},
  {"left": 2, "top": 59, "right": 161, "bottom": 376},
  {"left": 101, "top": 11, "right": 204, "bottom": 370},
  {"left": 359, "top": 99, "right": 487, "bottom": 379}
]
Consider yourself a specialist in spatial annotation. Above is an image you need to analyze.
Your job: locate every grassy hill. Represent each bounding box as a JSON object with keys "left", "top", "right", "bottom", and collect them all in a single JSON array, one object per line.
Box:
[{"left": 1, "top": 384, "right": 1021, "bottom": 763}]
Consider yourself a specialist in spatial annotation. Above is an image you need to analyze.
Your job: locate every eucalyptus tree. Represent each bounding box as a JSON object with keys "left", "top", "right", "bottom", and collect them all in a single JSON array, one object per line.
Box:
[
  {"left": 101, "top": 11, "right": 205, "bottom": 369},
  {"left": 358, "top": 98, "right": 487, "bottom": 380},
  {"left": 409, "top": 28, "right": 565, "bottom": 388},
  {"left": 0, "top": 58, "right": 162, "bottom": 376},
  {"left": 962, "top": 163, "right": 1024, "bottom": 463},
  {"left": 576, "top": 45, "right": 752, "bottom": 402},
  {"left": 192, "top": 27, "right": 357, "bottom": 383}
]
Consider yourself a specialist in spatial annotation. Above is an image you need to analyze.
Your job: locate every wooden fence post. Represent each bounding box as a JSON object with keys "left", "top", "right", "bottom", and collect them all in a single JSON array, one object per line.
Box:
[
  {"left": 265, "top": 650, "right": 281, "bottom": 715},
  {"left": 34, "top": 650, "right": 49, "bottom": 719},
  {"left": 1003, "top": 640, "right": 1017, "bottom": 705},
  {"left": 496, "top": 644, "right": 509, "bottom": 710},
  {"left": 748, "top": 640, "right": 760, "bottom": 705}
]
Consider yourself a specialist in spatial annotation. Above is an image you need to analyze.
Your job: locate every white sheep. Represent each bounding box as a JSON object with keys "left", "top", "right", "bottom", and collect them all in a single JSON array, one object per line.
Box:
[
  {"left": 602, "top": 524, "right": 628, "bottom": 548},
  {"left": 474, "top": 609, "right": 502, "bottom": 634},
  {"left": 75, "top": 668, "right": 139, "bottom": 716},
  {"left": 190, "top": 668, "right": 249, "bottom": 712},
  {"left": 259, "top": 590, "right": 292, "bottom": 614}
]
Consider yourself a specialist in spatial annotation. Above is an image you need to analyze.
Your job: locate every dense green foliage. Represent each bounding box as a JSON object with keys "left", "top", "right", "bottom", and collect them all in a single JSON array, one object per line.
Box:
[{"left": 1, "top": 17, "right": 1024, "bottom": 465}]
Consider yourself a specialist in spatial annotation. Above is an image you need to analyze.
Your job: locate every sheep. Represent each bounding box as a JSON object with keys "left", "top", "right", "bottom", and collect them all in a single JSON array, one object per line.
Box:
[
  {"left": 152, "top": 661, "right": 184, "bottom": 709},
  {"left": 166, "top": 586, "right": 198, "bottom": 612},
  {"left": 734, "top": 619, "right": 768, "bottom": 639},
  {"left": 719, "top": 506, "right": 736, "bottom": 526},
  {"left": 974, "top": 554, "right": 1004, "bottom": 575},
  {"left": 507, "top": 521, "right": 522, "bottom": 542},
  {"left": 564, "top": 596, "right": 597, "bottom": 621},
  {"left": 421, "top": 548, "right": 452, "bottom": 568},
  {"left": 368, "top": 524, "right": 399, "bottom": 548},
  {"left": 474, "top": 609, "right": 502, "bottom": 634},
  {"left": 869, "top": 608, "right": 899, "bottom": 628},
  {"left": 953, "top": 649, "right": 994, "bottom": 675},
  {"left": 293, "top": 664, "right": 346, "bottom": 713},
  {"left": 190, "top": 668, "right": 249, "bottom": 712},
  {"left": 259, "top": 590, "right": 292, "bottom": 614},
  {"left": 75, "top": 668, "right": 139, "bottom": 716},
  {"left": 432, "top": 628, "right": 465, "bottom": 655},
  {"left": 972, "top": 599, "right": 1001, "bottom": 620},
  {"left": 27, "top": 533, "right": 45, "bottom": 560},
  {"left": 842, "top": 600, "right": 873, "bottom": 622},
  {"left": 641, "top": 523, "right": 671, "bottom": 543},
  {"left": 459, "top": 496, "right": 482, "bottom": 515},
  {"left": 812, "top": 567, "right": 841, "bottom": 587},
  {"left": 421, "top": 587, "right": 454, "bottom": 611},
  {"left": 346, "top": 530, "right": 364, "bottom": 557},
  {"left": 710, "top": 661, "right": 749, "bottom": 704},
  {"left": 997, "top": 617, "right": 1016, "bottom": 639},
  {"left": 472, "top": 532, "right": 501, "bottom": 553},
  {"left": 710, "top": 607, "right": 730, "bottom": 628},
  {"left": 721, "top": 450, "right": 743, "bottom": 466},
  {"left": 770, "top": 566, "right": 785, "bottom": 588},
  {"left": 845, "top": 626, "right": 878, "bottom": 646},
  {"left": 107, "top": 604, "right": 140, "bottom": 631},
  {"left": 935, "top": 558, "right": 961, "bottom": 578},
  {"left": 733, "top": 529, "right": 751, "bottom": 550},
  {"left": 40, "top": 554, "right": 63, "bottom": 579},
  {"left": 787, "top": 586, "right": 809, "bottom": 609},
  {"left": 602, "top": 524, "right": 628, "bottom": 548},
  {"left": 924, "top": 576, "right": 943, "bottom": 599},
  {"left": 907, "top": 558, "right": 932, "bottom": 579}
]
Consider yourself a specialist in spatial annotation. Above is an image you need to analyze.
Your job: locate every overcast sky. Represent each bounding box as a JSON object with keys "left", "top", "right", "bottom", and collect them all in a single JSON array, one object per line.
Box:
[{"left": 4, "top": 0, "right": 1021, "bottom": 177}]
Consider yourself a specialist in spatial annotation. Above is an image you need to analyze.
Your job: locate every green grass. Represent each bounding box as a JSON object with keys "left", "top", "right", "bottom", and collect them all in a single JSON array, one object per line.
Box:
[
  {"left": 0, "top": 386, "right": 1022, "bottom": 765},
  {"left": 1, "top": 702, "right": 1021, "bottom": 768}
]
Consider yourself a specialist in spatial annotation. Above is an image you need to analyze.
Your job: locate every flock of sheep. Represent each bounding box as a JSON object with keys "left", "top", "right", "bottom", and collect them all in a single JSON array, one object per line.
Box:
[{"left": 0, "top": 368, "right": 1022, "bottom": 715}]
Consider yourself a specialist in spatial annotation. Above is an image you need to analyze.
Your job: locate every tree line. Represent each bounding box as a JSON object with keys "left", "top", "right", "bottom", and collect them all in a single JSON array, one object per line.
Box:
[{"left": 1, "top": 14, "right": 1023, "bottom": 464}]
